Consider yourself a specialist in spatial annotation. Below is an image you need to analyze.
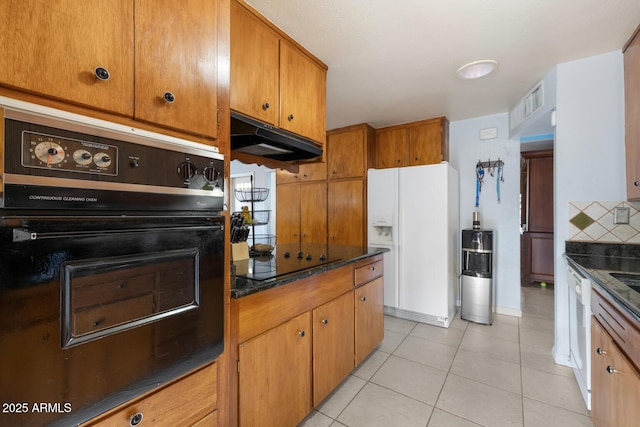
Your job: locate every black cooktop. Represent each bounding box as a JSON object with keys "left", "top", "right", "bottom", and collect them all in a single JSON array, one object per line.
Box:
[{"left": 234, "top": 243, "right": 341, "bottom": 282}]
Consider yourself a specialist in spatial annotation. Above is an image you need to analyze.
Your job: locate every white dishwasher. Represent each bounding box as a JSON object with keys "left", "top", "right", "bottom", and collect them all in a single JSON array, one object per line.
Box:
[{"left": 567, "top": 263, "right": 592, "bottom": 410}]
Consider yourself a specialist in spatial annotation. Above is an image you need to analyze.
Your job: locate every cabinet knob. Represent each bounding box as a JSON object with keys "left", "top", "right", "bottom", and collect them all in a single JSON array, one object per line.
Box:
[
  {"left": 596, "top": 347, "right": 607, "bottom": 355},
  {"left": 369, "top": 266, "right": 375, "bottom": 271},
  {"left": 635, "top": 181, "right": 640, "bottom": 187},
  {"left": 321, "top": 318, "right": 329, "bottom": 325},
  {"left": 360, "top": 296, "right": 366, "bottom": 302},
  {"left": 94, "top": 67, "right": 111, "bottom": 81},
  {"left": 129, "top": 412, "right": 143, "bottom": 426},
  {"left": 262, "top": 102, "right": 270, "bottom": 110},
  {"left": 288, "top": 114, "right": 294, "bottom": 121},
  {"left": 606, "top": 365, "right": 618, "bottom": 374},
  {"left": 163, "top": 92, "right": 175, "bottom": 103},
  {"left": 298, "top": 330, "right": 306, "bottom": 338},
  {"left": 397, "top": 159, "right": 401, "bottom": 163}
]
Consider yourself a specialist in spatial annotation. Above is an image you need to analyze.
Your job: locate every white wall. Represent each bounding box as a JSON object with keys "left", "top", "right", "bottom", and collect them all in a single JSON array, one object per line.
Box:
[
  {"left": 449, "top": 113, "right": 522, "bottom": 316},
  {"left": 553, "top": 50, "right": 626, "bottom": 365}
]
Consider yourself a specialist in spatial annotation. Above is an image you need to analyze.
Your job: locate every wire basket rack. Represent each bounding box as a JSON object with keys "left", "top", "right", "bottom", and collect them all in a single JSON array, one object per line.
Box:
[{"left": 234, "top": 187, "right": 269, "bottom": 202}]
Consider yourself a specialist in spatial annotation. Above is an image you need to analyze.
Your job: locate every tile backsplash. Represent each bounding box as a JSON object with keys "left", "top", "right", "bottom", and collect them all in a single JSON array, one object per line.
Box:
[{"left": 569, "top": 201, "right": 640, "bottom": 243}]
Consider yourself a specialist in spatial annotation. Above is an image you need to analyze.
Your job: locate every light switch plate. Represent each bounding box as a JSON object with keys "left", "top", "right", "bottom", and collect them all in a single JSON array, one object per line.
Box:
[
  {"left": 614, "top": 207, "right": 630, "bottom": 224},
  {"left": 479, "top": 127, "right": 498, "bottom": 140}
]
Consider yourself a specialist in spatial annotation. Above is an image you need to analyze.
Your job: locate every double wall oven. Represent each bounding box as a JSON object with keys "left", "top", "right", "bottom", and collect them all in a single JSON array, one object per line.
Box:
[{"left": 0, "top": 100, "right": 225, "bottom": 426}]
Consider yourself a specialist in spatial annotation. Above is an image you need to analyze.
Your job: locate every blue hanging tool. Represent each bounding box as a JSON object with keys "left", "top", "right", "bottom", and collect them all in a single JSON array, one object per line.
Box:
[{"left": 475, "top": 161, "right": 484, "bottom": 207}]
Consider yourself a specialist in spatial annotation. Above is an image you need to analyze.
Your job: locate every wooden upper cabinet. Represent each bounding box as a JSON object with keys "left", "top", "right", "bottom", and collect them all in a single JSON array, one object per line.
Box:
[
  {"left": 300, "top": 182, "right": 328, "bottom": 247},
  {"left": 276, "top": 161, "right": 328, "bottom": 183},
  {"left": 134, "top": 0, "right": 218, "bottom": 138},
  {"left": 327, "top": 124, "right": 375, "bottom": 179},
  {"left": 376, "top": 127, "right": 408, "bottom": 168},
  {"left": 276, "top": 183, "right": 301, "bottom": 243},
  {"left": 0, "top": 0, "right": 134, "bottom": 116},
  {"left": 230, "top": 0, "right": 327, "bottom": 145},
  {"left": 375, "top": 117, "right": 449, "bottom": 169},
  {"left": 280, "top": 41, "right": 327, "bottom": 144},
  {"left": 230, "top": 0, "right": 279, "bottom": 126},
  {"left": 624, "top": 24, "right": 640, "bottom": 200}
]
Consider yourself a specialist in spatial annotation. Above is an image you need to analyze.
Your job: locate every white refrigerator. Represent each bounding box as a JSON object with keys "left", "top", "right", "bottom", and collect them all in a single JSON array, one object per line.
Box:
[{"left": 367, "top": 163, "right": 459, "bottom": 328}]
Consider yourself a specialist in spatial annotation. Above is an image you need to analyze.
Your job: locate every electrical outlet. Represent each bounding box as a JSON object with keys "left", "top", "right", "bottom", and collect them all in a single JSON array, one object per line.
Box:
[
  {"left": 614, "top": 207, "right": 630, "bottom": 224},
  {"left": 479, "top": 127, "right": 498, "bottom": 140}
]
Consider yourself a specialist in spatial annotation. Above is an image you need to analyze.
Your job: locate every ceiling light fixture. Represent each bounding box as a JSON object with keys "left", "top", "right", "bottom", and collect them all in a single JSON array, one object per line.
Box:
[{"left": 456, "top": 59, "right": 499, "bottom": 79}]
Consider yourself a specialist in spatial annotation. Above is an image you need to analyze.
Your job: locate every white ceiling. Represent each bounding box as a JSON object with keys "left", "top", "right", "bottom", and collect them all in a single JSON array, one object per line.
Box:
[{"left": 245, "top": 0, "right": 640, "bottom": 131}]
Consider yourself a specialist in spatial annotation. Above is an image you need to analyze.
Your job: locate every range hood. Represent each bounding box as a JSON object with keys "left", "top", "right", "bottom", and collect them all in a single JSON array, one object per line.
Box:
[{"left": 230, "top": 111, "right": 323, "bottom": 161}]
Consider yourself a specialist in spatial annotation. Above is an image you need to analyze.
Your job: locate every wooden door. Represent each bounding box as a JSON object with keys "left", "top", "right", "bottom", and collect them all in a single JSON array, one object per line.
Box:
[
  {"left": 328, "top": 180, "right": 365, "bottom": 246},
  {"left": 521, "top": 150, "right": 554, "bottom": 284},
  {"left": 276, "top": 184, "right": 301, "bottom": 243},
  {"left": 238, "top": 312, "right": 312, "bottom": 427},
  {"left": 624, "top": 28, "right": 640, "bottom": 200},
  {"left": 230, "top": 0, "right": 279, "bottom": 126},
  {"left": 312, "top": 292, "right": 355, "bottom": 406},
  {"left": 328, "top": 128, "right": 365, "bottom": 179},
  {"left": 300, "top": 182, "right": 327, "bottom": 247},
  {"left": 354, "top": 277, "right": 384, "bottom": 365},
  {"left": 280, "top": 41, "right": 327, "bottom": 144},
  {"left": 0, "top": 0, "right": 134, "bottom": 115},
  {"left": 409, "top": 120, "right": 443, "bottom": 166},
  {"left": 617, "top": 344, "right": 640, "bottom": 426},
  {"left": 134, "top": 0, "right": 218, "bottom": 138},
  {"left": 376, "top": 128, "right": 407, "bottom": 168}
]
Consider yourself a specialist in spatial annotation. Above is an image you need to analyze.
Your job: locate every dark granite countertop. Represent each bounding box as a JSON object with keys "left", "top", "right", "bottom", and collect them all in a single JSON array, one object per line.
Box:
[
  {"left": 231, "top": 244, "right": 389, "bottom": 299},
  {"left": 565, "top": 241, "right": 640, "bottom": 323}
]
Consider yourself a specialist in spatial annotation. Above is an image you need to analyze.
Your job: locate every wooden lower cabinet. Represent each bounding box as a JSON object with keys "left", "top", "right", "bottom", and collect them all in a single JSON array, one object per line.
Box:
[
  {"left": 238, "top": 312, "right": 312, "bottom": 427},
  {"left": 85, "top": 362, "right": 217, "bottom": 427},
  {"left": 355, "top": 277, "right": 384, "bottom": 365},
  {"left": 313, "top": 291, "right": 355, "bottom": 406},
  {"left": 591, "top": 318, "right": 640, "bottom": 427}
]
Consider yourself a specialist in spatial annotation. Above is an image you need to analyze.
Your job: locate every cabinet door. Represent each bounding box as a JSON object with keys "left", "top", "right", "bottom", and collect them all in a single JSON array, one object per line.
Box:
[
  {"left": 134, "top": 0, "right": 218, "bottom": 138},
  {"left": 328, "top": 180, "right": 365, "bottom": 246},
  {"left": 230, "top": 0, "right": 279, "bottom": 126},
  {"left": 625, "top": 30, "right": 640, "bottom": 200},
  {"left": 0, "top": 0, "right": 134, "bottom": 116},
  {"left": 355, "top": 277, "right": 384, "bottom": 365},
  {"left": 300, "top": 182, "right": 327, "bottom": 247},
  {"left": 376, "top": 128, "right": 407, "bottom": 168},
  {"left": 312, "top": 292, "right": 355, "bottom": 406},
  {"left": 238, "top": 312, "right": 312, "bottom": 427},
  {"left": 328, "top": 128, "right": 365, "bottom": 179},
  {"left": 409, "top": 121, "right": 443, "bottom": 166},
  {"left": 280, "top": 41, "right": 327, "bottom": 144},
  {"left": 276, "top": 183, "right": 301, "bottom": 244},
  {"left": 592, "top": 318, "right": 617, "bottom": 427},
  {"left": 276, "top": 161, "right": 327, "bottom": 184}
]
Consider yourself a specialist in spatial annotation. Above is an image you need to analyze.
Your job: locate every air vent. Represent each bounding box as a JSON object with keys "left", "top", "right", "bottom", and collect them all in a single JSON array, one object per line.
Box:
[{"left": 510, "top": 81, "right": 544, "bottom": 131}]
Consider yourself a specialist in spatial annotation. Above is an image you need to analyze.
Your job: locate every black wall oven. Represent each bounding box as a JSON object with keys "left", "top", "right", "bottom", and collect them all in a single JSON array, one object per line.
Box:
[{"left": 0, "top": 104, "right": 225, "bottom": 426}]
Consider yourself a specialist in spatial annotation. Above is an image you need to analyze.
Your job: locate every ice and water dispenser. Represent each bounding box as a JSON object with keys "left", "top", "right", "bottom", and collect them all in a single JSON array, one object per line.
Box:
[{"left": 461, "top": 213, "right": 494, "bottom": 325}]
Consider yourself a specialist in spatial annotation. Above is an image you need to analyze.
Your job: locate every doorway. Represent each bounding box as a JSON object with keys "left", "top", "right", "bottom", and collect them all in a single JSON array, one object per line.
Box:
[{"left": 520, "top": 149, "right": 554, "bottom": 286}]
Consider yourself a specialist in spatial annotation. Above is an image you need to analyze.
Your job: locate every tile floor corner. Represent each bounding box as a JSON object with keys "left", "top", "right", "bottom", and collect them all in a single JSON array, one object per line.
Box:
[{"left": 298, "top": 285, "right": 594, "bottom": 427}]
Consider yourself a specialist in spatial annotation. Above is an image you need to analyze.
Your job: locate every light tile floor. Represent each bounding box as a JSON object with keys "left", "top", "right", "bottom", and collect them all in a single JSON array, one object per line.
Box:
[{"left": 299, "top": 284, "right": 594, "bottom": 427}]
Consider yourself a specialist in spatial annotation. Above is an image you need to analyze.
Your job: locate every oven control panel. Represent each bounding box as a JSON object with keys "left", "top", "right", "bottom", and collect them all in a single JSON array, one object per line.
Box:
[{"left": 22, "top": 130, "right": 119, "bottom": 175}]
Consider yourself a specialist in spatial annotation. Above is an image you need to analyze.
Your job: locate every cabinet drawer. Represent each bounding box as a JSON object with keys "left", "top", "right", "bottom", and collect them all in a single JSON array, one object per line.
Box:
[
  {"left": 85, "top": 362, "right": 217, "bottom": 426},
  {"left": 592, "top": 286, "right": 640, "bottom": 369},
  {"left": 354, "top": 260, "right": 383, "bottom": 287}
]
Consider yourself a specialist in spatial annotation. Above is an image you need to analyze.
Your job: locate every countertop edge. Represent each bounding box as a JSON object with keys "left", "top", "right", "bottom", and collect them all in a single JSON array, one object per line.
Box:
[
  {"left": 565, "top": 253, "right": 640, "bottom": 324},
  {"left": 231, "top": 247, "right": 389, "bottom": 299}
]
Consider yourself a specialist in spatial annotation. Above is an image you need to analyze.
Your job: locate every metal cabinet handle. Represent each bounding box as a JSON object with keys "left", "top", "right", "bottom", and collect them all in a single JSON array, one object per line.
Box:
[
  {"left": 635, "top": 181, "right": 640, "bottom": 187},
  {"left": 596, "top": 347, "right": 607, "bottom": 355},
  {"left": 262, "top": 102, "right": 270, "bottom": 110},
  {"left": 298, "top": 330, "right": 306, "bottom": 338},
  {"left": 321, "top": 318, "right": 329, "bottom": 325},
  {"left": 360, "top": 296, "right": 366, "bottom": 302},
  {"left": 369, "top": 266, "right": 375, "bottom": 271},
  {"left": 606, "top": 366, "right": 618, "bottom": 374},
  {"left": 129, "top": 412, "right": 143, "bottom": 426},
  {"left": 94, "top": 67, "right": 111, "bottom": 81},
  {"left": 288, "top": 114, "right": 294, "bottom": 121},
  {"left": 163, "top": 92, "right": 175, "bottom": 103}
]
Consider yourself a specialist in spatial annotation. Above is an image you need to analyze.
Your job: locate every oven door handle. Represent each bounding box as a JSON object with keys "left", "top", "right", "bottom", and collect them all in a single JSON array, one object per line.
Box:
[{"left": 12, "top": 224, "right": 224, "bottom": 242}]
